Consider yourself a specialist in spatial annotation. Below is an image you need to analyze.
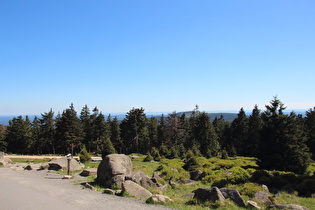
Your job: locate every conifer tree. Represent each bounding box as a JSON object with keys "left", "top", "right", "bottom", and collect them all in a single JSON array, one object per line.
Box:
[
  {"left": 259, "top": 97, "right": 311, "bottom": 174},
  {"left": 55, "top": 104, "right": 83, "bottom": 154},
  {"left": 305, "top": 107, "right": 315, "bottom": 159},
  {"left": 230, "top": 108, "right": 249, "bottom": 156},
  {"left": 247, "top": 105, "right": 263, "bottom": 157},
  {"left": 108, "top": 116, "right": 123, "bottom": 153},
  {"left": 6, "top": 116, "right": 32, "bottom": 154},
  {"left": 31, "top": 116, "right": 41, "bottom": 154},
  {"left": 193, "top": 112, "right": 220, "bottom": 158},
  {"left": 121, "top": 108, "right": 148, "bottom": 154},
  {"left": 0, "top": 125, "right": 7, "bottom": 152}
]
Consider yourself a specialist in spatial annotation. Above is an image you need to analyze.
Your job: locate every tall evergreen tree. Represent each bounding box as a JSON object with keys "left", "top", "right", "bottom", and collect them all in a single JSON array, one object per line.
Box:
[
  {"left": 259, "top": 97, "right": 311, "bottom": 174},
  {"left": 108, "top": 116, "right": 123, "bottom": 153},
  {"left": 230, "top": 108, "right": 249, "bottom": 156},
  {"left": 246, "top": 105, "right": 263, "bottom": 157},
  {"left": 193, "top": 112, "right": 220, "bottom": 158},
  {"left": 31, "top": 116, "right": 41, "bottom": 154},
  {"left": 0, "top": 125, "right": 7, "bottom": 152},
  {"left": 305, "top": 107, "right": 315, "bottom": 159},
  {"left": 80, "top": 104, "right": 91, "bottom": 148},
  {"left": 90, "top": 112, "right": 112, "bottom": 154},
  {"left": 6, "top": 116, "right": 32, "bottom": 154},
  {"left": 40, "top": 109, "right": 56, "bottom": 154},
  {"left": 55, "top": 104, "right": 83, "bottom": 154},
  {"left": 148, "top": 117, "right": 159, "bottom": 149},
  {"left": 121, "top": 108, "right": 148, "bottom": 154}
]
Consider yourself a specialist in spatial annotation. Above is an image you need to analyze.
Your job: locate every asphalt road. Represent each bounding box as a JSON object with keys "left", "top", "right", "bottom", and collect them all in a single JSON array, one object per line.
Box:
[{"left": 0, "top": 168, "right": 171, "bottom": 210}]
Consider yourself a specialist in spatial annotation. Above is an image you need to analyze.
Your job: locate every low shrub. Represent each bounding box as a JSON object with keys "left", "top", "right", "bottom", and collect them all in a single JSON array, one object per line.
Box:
[{"left": 79, "top": 146, "right": 92, "bottom": 163}]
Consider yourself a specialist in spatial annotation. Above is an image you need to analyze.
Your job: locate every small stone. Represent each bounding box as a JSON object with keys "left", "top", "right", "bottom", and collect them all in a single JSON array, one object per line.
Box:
[
  {"left": 247, "top": 200, "right": 261, "bottom": 209},
  {"left": 146, "top": 194, "right": 174, "bottom": 204},
  {"left": 103, "top": 188, "right": 115, "bottom": 195},
  {"left": 63, "top": 175, "right": 73, "bottom": 179}
]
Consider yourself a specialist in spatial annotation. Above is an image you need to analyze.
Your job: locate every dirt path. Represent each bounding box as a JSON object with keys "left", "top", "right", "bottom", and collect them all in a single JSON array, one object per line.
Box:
[{"left": 0, "top": 168, "right": 171, "bottom": 210}]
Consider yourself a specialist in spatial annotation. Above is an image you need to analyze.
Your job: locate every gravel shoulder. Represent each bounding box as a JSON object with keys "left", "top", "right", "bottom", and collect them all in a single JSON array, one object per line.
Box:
[{"left": 0, "top": 168, "right": 171, "bottom": 210}]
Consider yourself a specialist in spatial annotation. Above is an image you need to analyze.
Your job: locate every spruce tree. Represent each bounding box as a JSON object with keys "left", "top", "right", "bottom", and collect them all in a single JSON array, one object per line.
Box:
[
  {"left": 40, "top": 109, "right": 56, "bottom": 154},
  {"left": 193, "top": 112, "right": 220, "bottom": 158},
  {"left": 108, "top": 116, "right": 123, "bottom": 153},
  {"left": 246, "top": 105, "right": 263, "bottom": 157},
  {"left": 259, "top": 97, "right": 311, "bottom": 174},
  {"left": 305, "top": 107, "right": 315, "bottom": 159},
  {"left": 230, "top": 108, "right": 249, "bottom": 156},
  {"left": 55, "top": 104, "right": 83, "bottom": 154}
]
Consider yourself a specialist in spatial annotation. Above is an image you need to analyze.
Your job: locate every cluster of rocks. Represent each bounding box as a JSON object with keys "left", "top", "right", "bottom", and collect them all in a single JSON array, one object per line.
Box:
[
  {"left": 96, "top": 154, "right": 172, "bottom": 204},
  {"left": 191, "top": 187, "right": 309, "bottom": 210}
]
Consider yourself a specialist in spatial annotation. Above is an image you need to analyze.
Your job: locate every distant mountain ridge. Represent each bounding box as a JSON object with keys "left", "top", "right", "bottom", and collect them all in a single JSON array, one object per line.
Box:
[{"left": 0, "top": 112, "right": 239, "bottom": 126}]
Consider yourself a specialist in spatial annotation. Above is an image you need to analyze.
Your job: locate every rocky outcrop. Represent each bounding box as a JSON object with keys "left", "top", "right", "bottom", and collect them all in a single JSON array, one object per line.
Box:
[
  {"left": 220, "top": 188, "right": 246, "bottom": 207},
  {"left": 122, "top": 180, "right": 152, "bottom": 200},
  {"left": 97, "top": 154, "right": 132, "bottom": 187},
  {"left": 193, "top": 187, "right": 225, "bottom": 204},
  {"left": 48, "top": 157, "right": 84, "bottom": 171},
  {"left": 268, "top": 204, "right": 309, "bottom": 210},
  {"left": 125, "top": 171, "right": 156, "bottom": 188}
]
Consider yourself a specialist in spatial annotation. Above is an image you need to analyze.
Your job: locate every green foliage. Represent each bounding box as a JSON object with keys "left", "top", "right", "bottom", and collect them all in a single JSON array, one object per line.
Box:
[
  {"left": 150, "top": 147, "right": 161, "bottom": 161},
  {"left": 143, "top": 153, "right": 153, "bottom": 162},
  {"left": 228, "top": 182, "right": 265, "bottom": 197},
  {"left": 157, "top": 158, "right": 189, "bottom": 181},
  {"left": 101, "top": 138, "right": 117, "bottom": 159},
  {"left": 221, "top": 149, "right": 228, "bottom": 159},
  {"left": 183, "top": 150, "right": 200, "bottom": 171},
  {"left": 79, "top": 145, "right": 91, "bottom": 163}
]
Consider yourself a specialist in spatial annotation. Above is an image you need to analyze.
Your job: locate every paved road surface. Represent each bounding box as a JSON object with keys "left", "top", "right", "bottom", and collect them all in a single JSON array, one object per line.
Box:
[{"left": 0, "top": 168, "right": 171, "bottom": 210}]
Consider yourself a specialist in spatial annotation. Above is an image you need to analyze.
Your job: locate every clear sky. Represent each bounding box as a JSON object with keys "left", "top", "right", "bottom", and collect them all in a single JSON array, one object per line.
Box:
[{"left": 1, "top": 0, "right": 314, "bottom": 115}]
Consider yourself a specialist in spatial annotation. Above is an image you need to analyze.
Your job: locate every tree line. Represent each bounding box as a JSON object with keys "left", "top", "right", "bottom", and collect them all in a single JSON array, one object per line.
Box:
[{"left": 0, "top": 97, "right": 314, "bottom": 174}]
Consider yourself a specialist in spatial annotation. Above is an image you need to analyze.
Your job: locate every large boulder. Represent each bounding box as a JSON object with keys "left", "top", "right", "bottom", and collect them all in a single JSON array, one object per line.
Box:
[
  {"left": 97, "top": 154, "right": 132, "bottom": 187},
  {"left": 122, "top": 180, "right": 152, "bottom": 200},
  {"left": 48, "top": 157, "right": 84, "bottom": 171},
  {"left": 125, "top": 170, "right": 156, "bottom": 188},
  {"left": 220, "top": 188, "right": 245, "bottom": 207},
  {"left": 193, "top": 187, "right": 225, "bottom": 204}
]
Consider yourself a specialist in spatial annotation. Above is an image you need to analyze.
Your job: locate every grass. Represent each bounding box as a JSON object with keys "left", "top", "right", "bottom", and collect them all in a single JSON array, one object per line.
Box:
[
  {"left": 10, "top": 155, "right": 315, "bottom": 209},
  {"left": 10, "top": 158, "right": 52, "bottom": 164}
]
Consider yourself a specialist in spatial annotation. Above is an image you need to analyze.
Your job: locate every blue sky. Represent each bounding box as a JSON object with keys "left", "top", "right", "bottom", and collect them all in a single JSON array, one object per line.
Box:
[{"left": 1, "top": 0, "right": 314, "bottom": 115}]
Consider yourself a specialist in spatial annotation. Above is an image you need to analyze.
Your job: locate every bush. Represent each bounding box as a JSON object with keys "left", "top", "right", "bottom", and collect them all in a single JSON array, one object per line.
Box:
[
  {"left": 79, "top": 145, "right": 92, "bottom": 163},
  {"left": 143, "top": 153, "right": 153, "bottom": 162}
]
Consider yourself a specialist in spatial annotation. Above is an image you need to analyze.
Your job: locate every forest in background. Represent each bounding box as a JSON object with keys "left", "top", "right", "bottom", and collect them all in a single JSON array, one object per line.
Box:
[{"left": 1, "top": 96, "right": 314, "bottom": 174}]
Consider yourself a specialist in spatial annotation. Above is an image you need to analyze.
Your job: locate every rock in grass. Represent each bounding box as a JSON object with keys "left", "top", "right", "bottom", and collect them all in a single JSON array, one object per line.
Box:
[
  {"left": 254, "top": 191, "right": 274, "bottom": 205},
  {"left": 122, "top": 180, "right": 152, "bottom": 200},
  {"left": 247, "top": 200, "right": 261, "bottom": 209},
  {"left": 146, "top": 194, "right": 174, "bottom": 204},
  {"left": 220, "top": 188, "right": 245, "bottom": 207},
  {"left": 193, "top": 187, "right": 225, "bottom": 204},
  {"left": 268, "top": 204, "right": 309, "bottom": 210},
  {"left": 125, "top": 170, "right": 156, "bottom": 188}
]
